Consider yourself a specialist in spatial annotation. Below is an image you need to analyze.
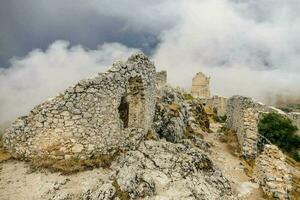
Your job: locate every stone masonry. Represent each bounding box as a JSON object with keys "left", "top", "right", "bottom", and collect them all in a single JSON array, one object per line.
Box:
[
  {"left": 200, "top": 95, "right": 228, "bottom": 117},
  {"left": 253, "top": 145, "right": 292, "bottom": 199},
  {"left": 191, "top": 72, "right": 210, "bottom": 98},
  {"left": 3, "top": 54, "right": 156, "bottom": 160},
  {"left": 226, "top": 96, "right": 261, "bottom": 158}
]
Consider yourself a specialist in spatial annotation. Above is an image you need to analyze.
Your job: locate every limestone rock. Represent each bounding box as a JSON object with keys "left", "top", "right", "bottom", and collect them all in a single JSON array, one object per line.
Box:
[
  {"left": 153, "top": 85, "right": 190, "bottom": 142},
  {"left": 253, "top": 145, "right": 292, "bottom": 200},
  {"left": 111, "top": 140, "right": 233, "bottom": 199}
]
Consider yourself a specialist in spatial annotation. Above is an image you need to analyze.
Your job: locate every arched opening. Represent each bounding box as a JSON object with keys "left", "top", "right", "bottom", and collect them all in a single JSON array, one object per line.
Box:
[
  {"left": 118, "top": 96, "right": 129, "bottom": 128},
  {"left": 118, "top": 76, "right": 145, "bottom": 129}
]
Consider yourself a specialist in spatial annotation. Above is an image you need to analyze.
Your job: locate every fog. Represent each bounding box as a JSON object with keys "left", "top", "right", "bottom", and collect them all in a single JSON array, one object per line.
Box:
[
  {"left": 0, "top": 41, "right": 138, "bottom": 123},
  {"left": 153, "top": 0, "right": 300, "bottom": 102},
  {"left": 0, "top": 0, "right": 300, "bottom": 124}
]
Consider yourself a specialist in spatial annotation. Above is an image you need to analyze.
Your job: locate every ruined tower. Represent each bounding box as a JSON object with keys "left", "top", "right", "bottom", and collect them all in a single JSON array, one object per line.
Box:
[{"left": 191, "top": 72, "right": 210, "bottom": 98}]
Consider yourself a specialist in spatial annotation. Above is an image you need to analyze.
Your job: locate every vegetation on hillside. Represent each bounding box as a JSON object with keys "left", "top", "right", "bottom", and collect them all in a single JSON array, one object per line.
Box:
[
  {"left": 278, "top": 103, "right": 300, "bottom": 113},
  {"left": 258, "top": 112, "right": 300, "bottom": 161}
]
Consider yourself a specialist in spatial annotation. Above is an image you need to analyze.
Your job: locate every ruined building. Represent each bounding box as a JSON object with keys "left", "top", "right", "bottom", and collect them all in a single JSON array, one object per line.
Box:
[
  {"left": 3, "top": 54, "right": 156, "bottom": 160},
  {"left": 191, "top": 72, "right": 210, "bottom": 98}
]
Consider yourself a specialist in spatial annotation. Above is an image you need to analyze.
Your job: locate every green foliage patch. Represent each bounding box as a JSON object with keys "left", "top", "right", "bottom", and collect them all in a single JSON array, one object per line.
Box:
[{"left": 258, "top": 112, "right": 300, "bottom": 161}]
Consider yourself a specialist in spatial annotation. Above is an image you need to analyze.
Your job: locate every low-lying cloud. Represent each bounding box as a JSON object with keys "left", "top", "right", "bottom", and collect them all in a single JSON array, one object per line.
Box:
[
  {"left": 1, "top": 0, "right": 300, "bottom": 125},
  {"left": 153, "top": 0, "right": 300, "bottom": 103},
  {"left": 0, "top": 41, "right": 138, "bottom": 123}
]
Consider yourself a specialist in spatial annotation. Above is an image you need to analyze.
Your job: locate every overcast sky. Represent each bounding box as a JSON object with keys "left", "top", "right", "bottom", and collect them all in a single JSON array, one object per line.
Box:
[{"left": 0, "top": 0, "right": 300, "bottom": 123}]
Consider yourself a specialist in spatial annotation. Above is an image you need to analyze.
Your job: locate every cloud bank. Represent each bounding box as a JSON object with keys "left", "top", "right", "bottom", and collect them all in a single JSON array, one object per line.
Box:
[
  {"left": 1, "top": 0, "right": 300, "bottom": 124},
  {"left": 0, "top": 41, "right": 138, "bottom": 123},
  {"left": 154, "top": 0, "right": 300, "bottom": 103}
]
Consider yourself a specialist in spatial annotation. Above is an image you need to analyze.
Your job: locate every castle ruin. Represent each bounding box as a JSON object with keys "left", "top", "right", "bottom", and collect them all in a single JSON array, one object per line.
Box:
[
  {"left": 3, "top": 54, "right": 156, "bottom": 160},
  {"left": 191, "top": 72, "right": 210, "bottom": 98}
]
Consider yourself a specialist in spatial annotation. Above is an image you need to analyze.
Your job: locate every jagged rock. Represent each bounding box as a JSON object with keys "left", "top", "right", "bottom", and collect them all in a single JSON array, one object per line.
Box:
[
  {"left": 153, "top": 85, "right": 190, "bottom": 142},
  {"left": 111, "top": 140, "right": 233, "bottom": 199},
  {"left": 187, "top": 99, "right": 210, "bottom": 133},
  {"left": 81, "top": 183, "right": 116, "bottom": 200}
]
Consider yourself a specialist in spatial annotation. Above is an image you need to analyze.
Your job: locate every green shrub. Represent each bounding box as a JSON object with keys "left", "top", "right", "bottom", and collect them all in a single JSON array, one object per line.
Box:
[
  {"left": 182, "top": 93, "right": 194, "bottom": 100},
  {"left": 258, "top": 112, "right": 300, "bottom": 161}
]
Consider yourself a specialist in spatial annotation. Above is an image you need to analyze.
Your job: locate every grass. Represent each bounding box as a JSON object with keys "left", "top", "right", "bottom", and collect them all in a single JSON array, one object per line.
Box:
[
  {"left": 112, "top": 179, "right": 130, "bottom": 200},
  {"left": 167, "top": 102, "right": 180, "bottom": 117},
  {"left": 29, "top": 152, "right": 121, "bottom": 174},
  {"left": 182, "top": 93, "right": 194, "bottom": 101},
  {"left": 145, "top": 130, "right": 158, "bottom": 140}
]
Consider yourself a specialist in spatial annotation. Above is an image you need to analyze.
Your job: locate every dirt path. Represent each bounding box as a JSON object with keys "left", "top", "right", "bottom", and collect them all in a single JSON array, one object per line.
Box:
[{"left": 204, "top": 123, "right": 265, "bottom": 200}]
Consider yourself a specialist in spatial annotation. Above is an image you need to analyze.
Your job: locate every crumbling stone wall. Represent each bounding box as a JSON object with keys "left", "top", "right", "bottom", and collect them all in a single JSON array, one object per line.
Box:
[
  {"left": 253, "top": 145, "right": 292, "bottom": 199},
  {"left": 200, "top": 95, "right": 228, "bottom": 117},
  {"left": 3, "top": 54, "right": 156, "bottom": 160},
  {"left": 155, "top": 70, "right": 167, "bottom": 87},
  {"left": 191, "top": 72, "right": 210, "bottom": 98},
  {"left": 226, "top": 96, "right": 257, "bottom": 158},
  {"left": 226, "top": 96, "right": 275, "bottom": 158}
]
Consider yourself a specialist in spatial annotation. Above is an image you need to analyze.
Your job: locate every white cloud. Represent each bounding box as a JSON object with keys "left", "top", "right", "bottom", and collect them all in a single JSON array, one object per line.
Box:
[
  {"left": 0, "top": 41, "right": 139, "bottom": 123},
  {"left": 153, "top": 0, "right": 300, "bottom": 102}
]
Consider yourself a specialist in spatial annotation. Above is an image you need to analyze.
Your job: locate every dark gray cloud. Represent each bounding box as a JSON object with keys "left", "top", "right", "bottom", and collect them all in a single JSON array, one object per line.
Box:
[
  {"left": 0, "top": 0, "right": 180, "bottom": 67},
  {"left": 1, "top": 0, "right": 300, "bottom": 125}
]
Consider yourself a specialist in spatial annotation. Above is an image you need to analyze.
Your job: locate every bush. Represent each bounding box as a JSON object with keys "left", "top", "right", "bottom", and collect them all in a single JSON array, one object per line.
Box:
[
  {"left": 182, "top": 93, "right": 194, "bottom": 100},
  {"left": 258, "top": 112, "right": 300, "bottom": 161}
]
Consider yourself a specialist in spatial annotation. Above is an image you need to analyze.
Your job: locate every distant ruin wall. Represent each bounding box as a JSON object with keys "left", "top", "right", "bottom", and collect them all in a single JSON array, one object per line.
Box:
[
  {"left": 3, "top": 54, "right": 156, "bottom": 160},
  {"left": 253, "top": 145, "right": 292, "bottom": 199},
  {"left": 200, "top": 95, "right": 228, "bottom": 117},
  {"left": 156, "top": 70, "right": 167, "bottom": 87}
]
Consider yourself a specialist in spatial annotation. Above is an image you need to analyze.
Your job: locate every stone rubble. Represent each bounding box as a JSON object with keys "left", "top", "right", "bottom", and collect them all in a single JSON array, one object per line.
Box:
[{"left": 253, "top": 145, "right": 292, "bottom": 200}]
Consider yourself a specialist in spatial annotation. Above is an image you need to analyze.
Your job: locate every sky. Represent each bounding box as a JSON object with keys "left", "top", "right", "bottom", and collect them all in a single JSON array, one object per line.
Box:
[{"left": 0, "top": 0, "right": 300, "bottom": 123}]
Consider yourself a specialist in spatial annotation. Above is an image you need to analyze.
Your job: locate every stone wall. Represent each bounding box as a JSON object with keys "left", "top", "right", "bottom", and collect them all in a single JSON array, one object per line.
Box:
[
  {"left": 226, "top": 96, "right": 257, "bottom": 158},
  {"left": 191, "top": 72, "right": 210, "bottom": 98},
  {"left": 226, "top": 96, "right": 275, "bottom": 158},
  {"left": 253, "top": 145, "right": 292, "bottom": 199},
  {"left": 156, "top": 70, "right": 167, "bottom": 87},
  {"left": 199, "top": 95, "right": 228, "bottom": 117},
  {"left": 3, "top": 54, "right": 156, "bottom": 160}
]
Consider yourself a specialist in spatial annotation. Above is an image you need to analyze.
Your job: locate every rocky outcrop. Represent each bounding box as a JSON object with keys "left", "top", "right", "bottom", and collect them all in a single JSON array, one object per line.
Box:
[
  {"left": 3, "top": 54, "right": 156, "bottom": 160},
  {"left": 111, "top": 140, "right": 233, "bottom": 199},
  {"left": 253, "top": 145, "right": 292, "bottom": 200},
  {"left": 153, "top": 86, "right": 210, "bottom": 143},
  {"left": 153, "top": 85, "right": 190, "bottom": 142},
  {"left": 0, "top": 139, "right": 234, "bottom": 200},
  {"left": 187, "top": 99, "right": 210, "bottom": 133}
]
